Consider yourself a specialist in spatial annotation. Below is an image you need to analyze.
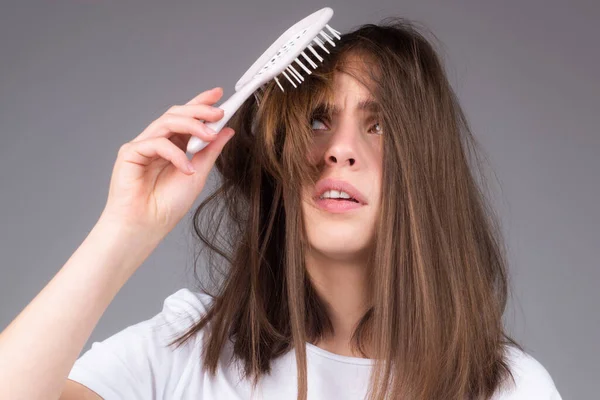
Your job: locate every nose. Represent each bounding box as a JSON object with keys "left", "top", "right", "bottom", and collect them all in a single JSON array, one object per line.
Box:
[{"left": 322, "top": 123, "right": 359, "bottom": 168}]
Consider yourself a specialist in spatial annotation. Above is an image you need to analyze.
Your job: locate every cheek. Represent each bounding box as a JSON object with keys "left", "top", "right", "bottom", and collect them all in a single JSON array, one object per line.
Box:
[
  {"left": 306, "top": 140, "right": 325, "bottom": 165},
  {"left": 370, "top": 150, "right": 384, "bottom": 210},
  {"left": 307, "top": 148, "right": 319, "bottom": 165}
]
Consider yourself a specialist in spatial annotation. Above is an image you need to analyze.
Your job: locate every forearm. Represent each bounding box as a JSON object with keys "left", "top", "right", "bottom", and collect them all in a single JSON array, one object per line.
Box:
[{"left": 0, "top": 219, "right": 163, "bottom": 400}]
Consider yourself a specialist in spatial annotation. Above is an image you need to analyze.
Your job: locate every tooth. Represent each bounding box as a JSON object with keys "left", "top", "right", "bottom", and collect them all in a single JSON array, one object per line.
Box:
[
  {"left": 321, "top": 190, "right": 334, "bottom": 199},
  {"left": 320, "top": 190, "right": 356, "bottom": 200}
]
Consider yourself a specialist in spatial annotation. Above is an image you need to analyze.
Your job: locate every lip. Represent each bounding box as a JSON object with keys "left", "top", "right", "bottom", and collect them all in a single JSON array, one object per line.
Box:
[{"left": 312, "top": 178, "right": 368, "bottom": 213}]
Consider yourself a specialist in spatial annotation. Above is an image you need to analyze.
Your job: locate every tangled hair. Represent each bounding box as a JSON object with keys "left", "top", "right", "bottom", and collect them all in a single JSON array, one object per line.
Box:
[{"left": 168, "top": 17, "right": 523, "bottom": 400}]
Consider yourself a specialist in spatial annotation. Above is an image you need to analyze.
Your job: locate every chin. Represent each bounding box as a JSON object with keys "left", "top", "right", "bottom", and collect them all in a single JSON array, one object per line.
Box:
[{"left": 304, "top": 220, "right": 374, "bottom": 261}]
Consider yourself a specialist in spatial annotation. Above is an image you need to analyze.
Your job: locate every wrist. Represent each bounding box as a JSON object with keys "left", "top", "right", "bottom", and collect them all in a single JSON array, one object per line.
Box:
[
  {"left": 90, "top": 217, "right": 164, "bottom": 272},
  {"left": 96, "top": 211, "right": 166, "bottom": 241}
]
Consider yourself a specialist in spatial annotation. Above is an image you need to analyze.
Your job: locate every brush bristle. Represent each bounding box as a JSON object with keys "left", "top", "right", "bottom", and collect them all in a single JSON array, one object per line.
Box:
[{"left": 274, "top": 24, "right": 341, "bottom": 92}]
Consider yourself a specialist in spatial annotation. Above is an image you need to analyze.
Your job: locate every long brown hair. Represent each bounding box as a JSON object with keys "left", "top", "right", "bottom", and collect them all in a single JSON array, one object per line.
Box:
[{"left": 168, "top": 17, "right": 523, "bottom": 400}]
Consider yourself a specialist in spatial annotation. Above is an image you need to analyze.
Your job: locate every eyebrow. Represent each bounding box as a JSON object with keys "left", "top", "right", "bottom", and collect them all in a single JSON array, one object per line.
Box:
[{"left": 313, "top": 99, "right": 381, "bottom": 116}]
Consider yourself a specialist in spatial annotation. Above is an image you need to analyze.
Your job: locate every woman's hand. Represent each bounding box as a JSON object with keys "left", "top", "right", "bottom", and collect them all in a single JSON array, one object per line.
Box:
[{"left": 99, "top": 86, "right": 234, "bottom": 237}]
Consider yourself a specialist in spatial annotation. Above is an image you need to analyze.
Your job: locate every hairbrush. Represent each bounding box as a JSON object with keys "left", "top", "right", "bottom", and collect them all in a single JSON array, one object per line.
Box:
[{"left": 186, "top": 7, "right": 340, "bottom": 154}]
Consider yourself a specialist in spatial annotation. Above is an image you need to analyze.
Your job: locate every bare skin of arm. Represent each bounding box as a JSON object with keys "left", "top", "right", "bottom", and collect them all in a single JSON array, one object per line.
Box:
[
  {"left": 0, "top": 87, "right": 235, "bottom": 400},
  {"left": 60, "top": 380, "right": 102, "bottom": 400},
  {"left": 0, "top": 219, "right": 162, "bottom": 400}
]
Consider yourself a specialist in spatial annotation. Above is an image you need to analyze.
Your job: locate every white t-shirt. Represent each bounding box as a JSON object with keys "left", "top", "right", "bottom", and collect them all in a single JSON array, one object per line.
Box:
[{"left": 68, "top": 288, "right": 563, "bottom": 399}]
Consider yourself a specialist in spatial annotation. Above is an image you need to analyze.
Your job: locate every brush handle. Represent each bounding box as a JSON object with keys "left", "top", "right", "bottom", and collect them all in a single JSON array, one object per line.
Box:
[{"left": 186, "top": 83, "right": 256, "bottom": 154}]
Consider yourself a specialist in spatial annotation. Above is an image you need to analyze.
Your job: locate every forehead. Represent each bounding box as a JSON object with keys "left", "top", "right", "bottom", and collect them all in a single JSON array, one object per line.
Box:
[
  {"left": 332, "top": 72, "right": 370, "bottom": 97},
  {"left": 322, "top": 51, "right": 380, "bottom": 109},
  {"left": 321, "top": 71, "right": 379, "bottom": 115}
]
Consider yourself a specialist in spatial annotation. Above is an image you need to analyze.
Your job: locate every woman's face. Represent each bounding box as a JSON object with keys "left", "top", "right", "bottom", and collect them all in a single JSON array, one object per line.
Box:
[{"left": 301, "top": 70, "right": 383, "bottom": 262}]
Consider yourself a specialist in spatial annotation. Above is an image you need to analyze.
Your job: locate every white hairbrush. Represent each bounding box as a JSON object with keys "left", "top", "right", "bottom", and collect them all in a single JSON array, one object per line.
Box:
[{"left": 186, "top": 7, "right": 341, "bottom": 154}]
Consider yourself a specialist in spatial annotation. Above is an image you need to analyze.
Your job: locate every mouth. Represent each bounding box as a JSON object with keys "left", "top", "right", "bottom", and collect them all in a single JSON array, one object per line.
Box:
[
  {"left": 313, "top": 197, "right": 365, "bottom": 213},
  {"left": 312, "top": 178, "right": 368, "bottom": 213}
]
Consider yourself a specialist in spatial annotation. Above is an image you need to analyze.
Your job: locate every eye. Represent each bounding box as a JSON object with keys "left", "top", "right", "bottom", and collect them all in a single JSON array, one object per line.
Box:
[
  {"left": 310, "top": 116, "right": 329, "bottom": 131},
  {"left": 368, "top": 122, "right": 382, "bottom": 135}
]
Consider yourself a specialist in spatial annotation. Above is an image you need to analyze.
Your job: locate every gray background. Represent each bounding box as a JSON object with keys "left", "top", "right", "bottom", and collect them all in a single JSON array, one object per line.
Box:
[{"left": 1, "top": 0, "right": 597, "bottom": 398}]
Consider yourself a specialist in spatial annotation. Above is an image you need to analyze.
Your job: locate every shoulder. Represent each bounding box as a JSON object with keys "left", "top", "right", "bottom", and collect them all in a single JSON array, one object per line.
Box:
[
  {"left": 67, "top": 288, "right": 217, "bottom": 398},
  {"left": 160, "top": 287, "right": 215, "bottom": 320},
  {"left": 144, "top": 288, "right": 217, "bottom": 340},
  {"left": 100, "top": 287, "right": 216, "bottom": 341},
  {"left": 492, "top": 345, "right": 562, "bottom": 399}
]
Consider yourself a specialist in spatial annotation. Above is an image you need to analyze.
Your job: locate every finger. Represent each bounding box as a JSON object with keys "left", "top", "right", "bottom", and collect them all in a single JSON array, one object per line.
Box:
[
  {"left": 185, "top": 86, "right": 223, "bottom": 106},
  {"left": 170, "top": 134, "right": 190, "bottom": 151},
  {"left": 122, "top": 137, "right": 196, "bottom": 175},
  {"left": 188, "top": 127, "right": 235, "bottom": 177},
  {"left": 166, "top": 103, "right": 225, "bottom": 122},
  {"left": 133, "top": 114, "right": 219, "bottom": 143}
]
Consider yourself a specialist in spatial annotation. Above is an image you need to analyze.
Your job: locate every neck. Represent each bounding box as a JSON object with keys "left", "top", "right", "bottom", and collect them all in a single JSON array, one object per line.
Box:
[{"left": 304, "top": 248, "right": 372, "bottom": 357}]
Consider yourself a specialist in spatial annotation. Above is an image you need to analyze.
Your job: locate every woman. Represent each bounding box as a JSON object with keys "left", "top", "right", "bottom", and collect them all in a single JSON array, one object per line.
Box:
[{"left": 0, "top": 19, "right": 562, "bottom": 400}]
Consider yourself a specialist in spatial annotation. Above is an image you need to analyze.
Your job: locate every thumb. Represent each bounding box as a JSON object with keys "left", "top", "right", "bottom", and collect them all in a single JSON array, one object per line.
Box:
[{"left": 189, "top": 127, "right": 235, "bottom": 175}]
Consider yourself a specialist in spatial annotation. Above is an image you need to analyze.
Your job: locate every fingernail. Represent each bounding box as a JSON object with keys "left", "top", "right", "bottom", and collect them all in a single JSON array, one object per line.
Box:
[{"left": 186, "top": 162, "right": 196, "bottom": 173}]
